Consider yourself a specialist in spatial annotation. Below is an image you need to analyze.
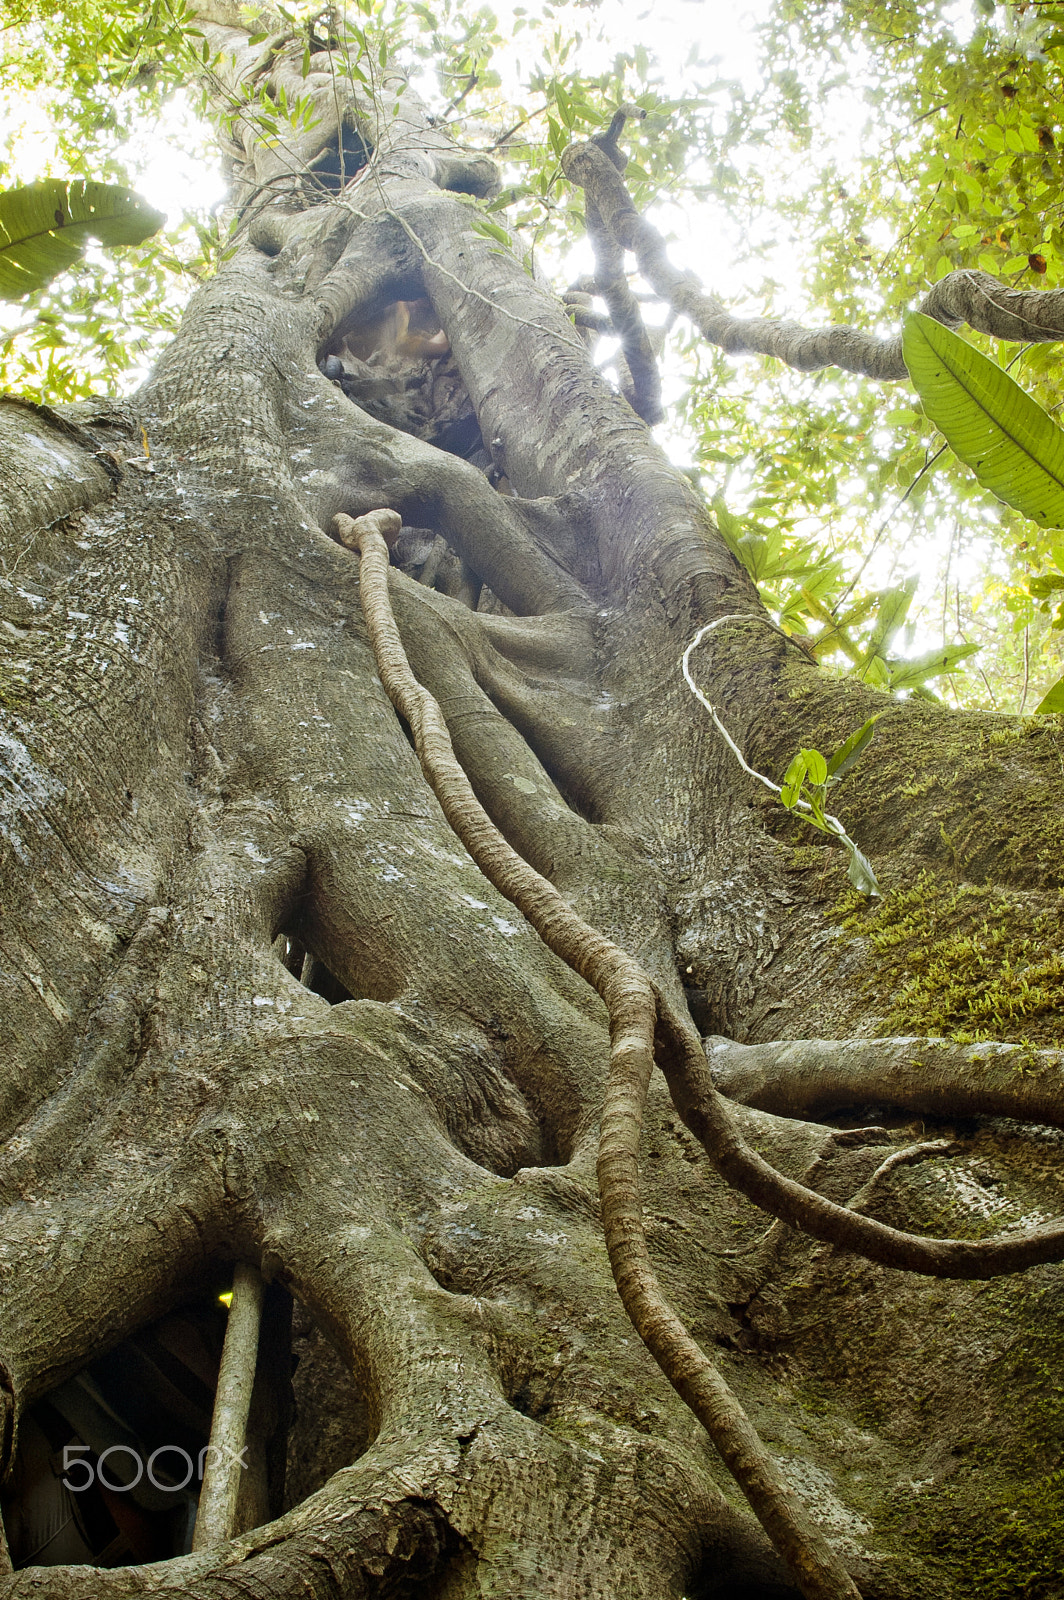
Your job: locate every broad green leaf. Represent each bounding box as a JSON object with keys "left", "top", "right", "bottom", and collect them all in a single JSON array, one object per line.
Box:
[
  {"left": 826, "top": 715, "right": 879, "bottom": 781},
  {"left": 1034, "top": 673, "right": 1064, "bottom": 714},
  {"left": 0, "top": 180, "right": 164, "bottom": 300},
  {"left": 866, "top": 578, "right": 917, "bottom": 656},
  {"left": 734, "top": 532, "right": 773, "bottom": 581},
  {"left": 837, "top": 595, "right": 879, "bottom": 630},
  {"left": 1029, "top": 573, "right": 1064, "bottom": 599},
  {"left": 888, "top": 641, "right": 980, "bottom": 690},
  {"left": 470, "top": 214, "right": 513, "bottom": 247},
  {"left": 781, "top": 747, "right": 826, "bottom": 808},
  {"left": 784, "top": 754, "right": 813, "bottom": 805},
  {"left": 711, "top": 493, "right": 744, "bottom": 548},
  {"left": 780, "top": 750, "right": 810, "bottom": 809},
  {"left": 801, "top": 748, "right": 827, "bottom": 785},
  {"left": 844, "top": 842, "right": 881, "bottom": 898},
  {"left": 777, "top": 594, "right": 813, "bottom": 633},
  {"left": 902, "top": 311, "right": 1064, "bottom": 528}
]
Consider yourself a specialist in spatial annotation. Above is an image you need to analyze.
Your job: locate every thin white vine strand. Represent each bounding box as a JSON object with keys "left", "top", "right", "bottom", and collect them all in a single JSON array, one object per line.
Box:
[{"left": 681, "top": 615, "right": 879, "bottom": 893}]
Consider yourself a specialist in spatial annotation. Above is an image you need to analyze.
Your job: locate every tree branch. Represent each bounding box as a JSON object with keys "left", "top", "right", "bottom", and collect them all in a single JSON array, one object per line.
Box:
[
  {"left": 572, "top": 107, "right": 663, "bottom": 423},
  {"left": 562, "top": 136, "right": 1064, "bottom": 382},
  {"left": 582, "top": 196, "right": 664, "bottom": 425},
  {"left": 707, "top": 1034, "right": 1064, "bottom": 1127}
]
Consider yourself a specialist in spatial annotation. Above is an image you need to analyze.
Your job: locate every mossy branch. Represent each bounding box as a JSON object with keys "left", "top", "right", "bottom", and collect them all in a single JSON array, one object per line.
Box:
[{"left": 708, "top": 1034, "right": 1064, "bottom": 1125}]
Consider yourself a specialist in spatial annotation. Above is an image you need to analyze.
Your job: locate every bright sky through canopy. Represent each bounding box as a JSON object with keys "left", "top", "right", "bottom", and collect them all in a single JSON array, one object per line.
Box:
[{"left": 2, "top": 0, "right": 1062, "bottom": 711}]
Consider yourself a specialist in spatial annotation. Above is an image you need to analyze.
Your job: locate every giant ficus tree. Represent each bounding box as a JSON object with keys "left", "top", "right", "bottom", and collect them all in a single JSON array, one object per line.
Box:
[{"left": 3, "top": 2, "right": 1064, "bottom": 1598}]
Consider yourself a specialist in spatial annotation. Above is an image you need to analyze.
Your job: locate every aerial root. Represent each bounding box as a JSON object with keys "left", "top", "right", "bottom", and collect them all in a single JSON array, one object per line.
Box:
[
  {"left": 661, "top": 1012, "right": 1064, "bottom": 1278},
  {"left": 193, "top": 1263, "right": 266, "bottom": 1551},
  {"left": 561, "top": 131, "right": 1064, "bottom": 382},
  {"left": 337, "top": 508, "right": 860, "bottom": 1600},
  {"left": 338, "top": 503, "right": 1064, "bottom": 1593}
]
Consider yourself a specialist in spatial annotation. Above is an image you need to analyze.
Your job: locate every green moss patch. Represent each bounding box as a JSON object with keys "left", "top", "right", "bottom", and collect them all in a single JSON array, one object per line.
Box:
[{"left": 836, "top": 872, "right": 1064, "bottom": 1045}]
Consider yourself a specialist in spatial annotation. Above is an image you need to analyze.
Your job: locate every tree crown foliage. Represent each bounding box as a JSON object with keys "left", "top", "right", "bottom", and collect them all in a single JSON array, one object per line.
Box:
[{"left": 4, "top": 0, "right": 1064, "bottom": 711}]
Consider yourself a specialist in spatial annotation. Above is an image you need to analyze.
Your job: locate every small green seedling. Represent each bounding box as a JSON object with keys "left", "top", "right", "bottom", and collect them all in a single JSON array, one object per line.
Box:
[{"left": 780, "top": 716, "right": 880, "bottom": 894}]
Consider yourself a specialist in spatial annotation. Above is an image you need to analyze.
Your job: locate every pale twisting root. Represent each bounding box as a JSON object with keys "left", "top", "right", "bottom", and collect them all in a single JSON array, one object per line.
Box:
[
  {"left": 336, "top": 505, "right": 1064, "bottom": 1597},
  {"left": 337, "top": 508, "right": 860, "bottom": 1600}
]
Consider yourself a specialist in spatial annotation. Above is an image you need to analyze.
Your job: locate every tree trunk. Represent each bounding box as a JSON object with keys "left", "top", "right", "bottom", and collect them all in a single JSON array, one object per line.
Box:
[{"left": 1, "top": 10, "right": 1063, "bottom": 1598}]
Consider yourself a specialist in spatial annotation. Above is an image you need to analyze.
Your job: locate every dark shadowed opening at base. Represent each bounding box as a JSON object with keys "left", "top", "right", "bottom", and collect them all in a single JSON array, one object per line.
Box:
[
  {"left": 275, "top": 935, "right": 355, "bottom": 1005},
  {"left": 0, "top": 1280, "right": 302, "bottom": 1569}
]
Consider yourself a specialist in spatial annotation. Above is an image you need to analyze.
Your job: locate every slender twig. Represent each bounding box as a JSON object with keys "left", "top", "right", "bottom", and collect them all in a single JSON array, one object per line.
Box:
[
  {"left": 323, "top": 24, "right": 348, "bottom": 190},
  {"left": 487, "top": 101, "right": 550, "bottom": 151},
  {"left": 834, "top": 442, "right": 948, "bottom": 611},
  {"left": 978, "top": 665, "right": 999, "bottom": 709},
  {"left": 440, "top": 71, "right": 478, "bottom": 121}
]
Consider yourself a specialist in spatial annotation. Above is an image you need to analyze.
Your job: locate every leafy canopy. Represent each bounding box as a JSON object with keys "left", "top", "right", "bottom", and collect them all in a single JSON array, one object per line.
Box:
[{"left": 3, "top": 0, "right": 1064, "bottom": 711}]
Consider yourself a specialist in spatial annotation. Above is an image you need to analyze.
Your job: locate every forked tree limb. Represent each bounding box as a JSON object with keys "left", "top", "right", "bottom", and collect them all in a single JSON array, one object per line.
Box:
[
  {"left": 583, "top": 194, "right": 664, "bottom": 424},
  {"left": 561, "top": 136, "right": 1064, "bottom": 382},
  {"left": 337, "top": 507, "right": 861, "bottom": 1600}
]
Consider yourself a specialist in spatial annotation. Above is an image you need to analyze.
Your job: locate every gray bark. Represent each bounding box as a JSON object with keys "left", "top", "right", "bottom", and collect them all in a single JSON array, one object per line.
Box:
[{"left": 0, "top": 11, "right": 1063, "bottom": 1599}]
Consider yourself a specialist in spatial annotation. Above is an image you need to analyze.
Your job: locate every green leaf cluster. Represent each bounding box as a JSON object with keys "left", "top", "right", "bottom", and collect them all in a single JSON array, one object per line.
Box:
[
  {"left": 780, "top": 718, "right": 880, "bottom": 895},
  {"left": 675, "top": 0, "right": 1064, "bottom": 712}
]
